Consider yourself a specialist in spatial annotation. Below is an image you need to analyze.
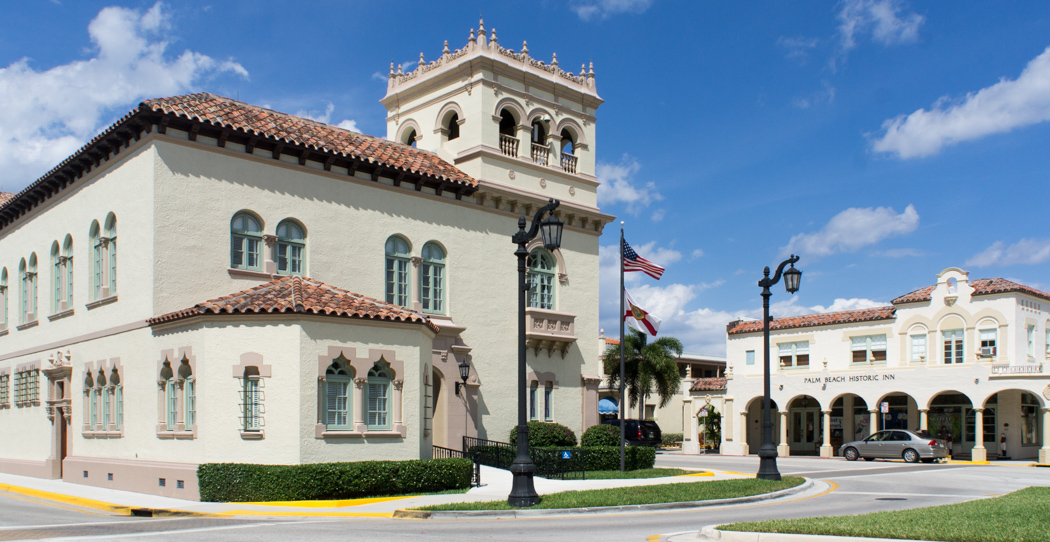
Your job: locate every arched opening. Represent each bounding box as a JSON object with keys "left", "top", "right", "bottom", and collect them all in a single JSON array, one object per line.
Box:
[
  {"left": 530, "top": 120, "right": 549, "bottom": 165},
  {"left": 983, "top": 390, "right": 1042, "bottom": 460},
  {"left": 830, "top": 394, "right": 869, "bottom": 453},
  {"left": 745, "top": 397, "right": 780, "bottom": 455},
  {"left": 446, "top": 113, "right": 459, "bottom": 140},
  {"left": 875, "top": 392, "right": 918, "bottom": 432},
  {"left": 929, "top": 391, "right": 974, "bottom": 458},
  {"left": 560, "top": 129, "right": 575, "bottom": 156},
  {"left": 431, "top": 367, "right": 446, "bottom": 448},
  {"left": 498, "top": 109, "right": 516, "bottom": 136},
  {"left": 788, "top": 395, "right": 821, "bottom": 455},
  {"left": 403, "top": 128, "right": 417, "bottom": 147}
]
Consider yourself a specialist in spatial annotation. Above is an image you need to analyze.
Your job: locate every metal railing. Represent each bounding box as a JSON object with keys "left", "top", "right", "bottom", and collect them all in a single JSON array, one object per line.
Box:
[
  {"left": 462, "top": 436, "right": 586, "bottom": 480},
  {"left": 433, "top": 445, "right": 481, "bottom": 487},
  {"left": 531, "top": 142, "right": 550, "bottom": 166},
  {"left": 499, "top": 134, "right": 519, "bottom": 157},
  {"left": 561, "top": 153, "right": 577, "bottom": 174}
]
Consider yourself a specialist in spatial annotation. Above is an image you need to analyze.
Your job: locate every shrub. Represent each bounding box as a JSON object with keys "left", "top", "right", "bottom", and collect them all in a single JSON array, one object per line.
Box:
[
  {"left": 197, "top": 458, "right": 473, "bottom": 503},
  {"left": 508, "top": 421, "right": 577, "bottom": 447},
  {"left": 581, "top": 424, "right": 620, "bottom": 447},
  {"left": 662, "top": 433, "right": 684, "bottom": 447},
  {"left": 574, "top": 445, "right": 656, "bottom": 471}
]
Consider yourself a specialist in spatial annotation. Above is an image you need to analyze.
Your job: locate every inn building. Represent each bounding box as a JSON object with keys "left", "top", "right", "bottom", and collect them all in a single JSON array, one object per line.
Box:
[
  {"left": 719, "top": 268, "right": 1050, "bottom": 463},
  {"left": 0, "top": 21, "right": 613, "bottom": 499}
]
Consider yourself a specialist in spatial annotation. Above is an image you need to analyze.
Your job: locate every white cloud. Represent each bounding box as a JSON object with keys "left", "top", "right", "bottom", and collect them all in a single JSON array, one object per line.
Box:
[
  {"left": 690, "top": 249, "right": 704, "bottom": 260},
  {"left": 777, "top": 36, "right": 819, "bottom": 63},
  {"left": 650, "top": 209, "right": 666, "bottom": 222},
  {"left": 294, "top": 102, "right": 358, "bottom": 133},
  {"left": 791, "top": 80, "right": 836, "bottom": 109},
  {"left": 596, "top": 154, "right": 663, "bottom": 213},
  {"left": 874, "top": 248, "right": 925, "bottom": 258},
  {"left": 571, "top": 0, "right": 652, "bottom": 21},
  {"left": 833, "top": 0, "right": 923, "bottom": 69},
  {"left": 966, "top": 238, "right": 1050, "bottom": 267},
  {"left": 809, "top": 297, "right": 887, "bottom": 313},
  {"left": 782, "top": 204, "right": 919, "bottom": 257},
  {"left": 0, "top": 2, "right": 247, "bottom": 191},
  {"left": 872, "top": 47, "right": 1050, "bottom": 159}
]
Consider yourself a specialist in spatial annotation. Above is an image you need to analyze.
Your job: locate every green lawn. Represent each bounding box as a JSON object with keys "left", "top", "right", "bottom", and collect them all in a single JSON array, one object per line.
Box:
[
  {"left": 723, "top": 486, "right": 1050, "bottom": 542},
  {"left": 581, "top": 468, "right": 690, "bottom": 479},
  {"left": 415, "top": 476, "right": 804, "bottom": 511}
]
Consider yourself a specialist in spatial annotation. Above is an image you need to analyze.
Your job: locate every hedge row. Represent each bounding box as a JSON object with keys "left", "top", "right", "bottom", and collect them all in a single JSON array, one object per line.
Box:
[
  {"left": 197, "top": 458, "right": 473, "bottom": 503},
  {"left": 662, "top": 433, "right": 684, "bottom": 446},
  {"left": 467, "top": 444, "right": 656, "bottom": 472}
]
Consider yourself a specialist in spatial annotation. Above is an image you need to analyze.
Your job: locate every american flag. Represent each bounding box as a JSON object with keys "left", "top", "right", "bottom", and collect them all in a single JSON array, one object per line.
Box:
[{"left": 622, "top": 238, "right": 665, "bottom": 280}]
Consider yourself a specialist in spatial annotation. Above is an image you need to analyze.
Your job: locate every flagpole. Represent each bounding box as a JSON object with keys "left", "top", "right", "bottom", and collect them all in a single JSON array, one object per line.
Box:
[{"left": 619, "top": 222, "right": 626, "bottom": 472}]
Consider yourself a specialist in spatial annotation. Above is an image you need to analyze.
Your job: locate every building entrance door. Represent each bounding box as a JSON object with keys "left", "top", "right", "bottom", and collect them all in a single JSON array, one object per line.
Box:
[{"left": 790, "top": 407, "right": 821, "bottom": 455}]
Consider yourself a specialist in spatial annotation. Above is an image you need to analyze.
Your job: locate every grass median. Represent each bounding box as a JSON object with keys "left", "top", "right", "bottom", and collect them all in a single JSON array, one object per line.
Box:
[
  {"left": 415, "top": 476, "right": 804, "bottom": 511},
  {"left": 722, "top": 486, "right": 1050, "bottom": 542},
  {"left": 582, "top": 468, "right": 690, "bottom": 479}
]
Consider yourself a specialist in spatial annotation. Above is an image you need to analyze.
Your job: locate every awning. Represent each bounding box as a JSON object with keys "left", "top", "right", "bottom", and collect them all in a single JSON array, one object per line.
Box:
[{"left": 598, "top": 398, "right": 618, "bottom": 414}]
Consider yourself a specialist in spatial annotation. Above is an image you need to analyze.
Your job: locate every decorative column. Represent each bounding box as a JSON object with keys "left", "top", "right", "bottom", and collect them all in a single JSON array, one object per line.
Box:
[
  {"left": 869, "top": 409, "right": 879, "bottom": 434},
  {"left": 777, "top": 411, "right": 790, "bottom": 457},
  {"left": 1039, "top": 408, "right": 1050, "bottom": 464},
  {"left": 262, "top": 234, "right": 278, "bottom": 275},
  {"left": 972, "top": 407, "right": 987, "bottom": 462},
  {"left": 392, "top": 379, "right": 405, "bottom": 436},
  {"left": 353, "top": 377, "right": 367, "bottom": 432},
  {"left": 919, "top": 409, "right": 929, "bottom": 433},
  {"left": 410, "top": 257, "right": 422, "bottom": 312},
  {"left": 820, "top": 410, "right": 833, "bottom": 458},
  {"left": 740, "top": 410, "right": 750, "bottom": 455},
  {"left": 724, "top": 397, "right": 734, "bottom": 442},
  {"left": 844, "top": 396, "right": 855, "bottom": 440}
]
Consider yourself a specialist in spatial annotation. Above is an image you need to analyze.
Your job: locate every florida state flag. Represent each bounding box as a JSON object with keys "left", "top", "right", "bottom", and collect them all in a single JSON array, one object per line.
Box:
[{"left": 623, "top": 289, "right": 661, "bottom": 336}]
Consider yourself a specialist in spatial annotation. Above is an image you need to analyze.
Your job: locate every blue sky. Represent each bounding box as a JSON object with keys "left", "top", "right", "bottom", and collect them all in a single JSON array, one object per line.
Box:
[{"left": 2, "top": 1, "right": 1050, "bottom": 355}]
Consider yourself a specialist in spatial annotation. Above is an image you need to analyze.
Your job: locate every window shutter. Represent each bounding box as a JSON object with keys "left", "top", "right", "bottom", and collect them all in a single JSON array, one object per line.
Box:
[
  {"left": 870, "top": 335, "right": 886, "bottom": 350},
  {"left": 851, "top": 337, "right": 866, "bottom": 351}
]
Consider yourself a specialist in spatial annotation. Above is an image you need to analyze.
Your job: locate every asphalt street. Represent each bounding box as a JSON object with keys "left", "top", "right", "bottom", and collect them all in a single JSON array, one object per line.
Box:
[{"left": 1, "top": 453, "right": 1046, "bottom": 541}]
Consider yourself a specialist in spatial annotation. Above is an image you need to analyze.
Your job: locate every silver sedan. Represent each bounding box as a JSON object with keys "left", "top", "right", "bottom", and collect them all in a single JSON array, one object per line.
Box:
[{"left": 839, "top": 429, "right": 949, "bottom": 463}]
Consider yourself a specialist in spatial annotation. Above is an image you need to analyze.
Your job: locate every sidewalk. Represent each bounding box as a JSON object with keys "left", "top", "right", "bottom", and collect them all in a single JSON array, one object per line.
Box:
[{"left": 0, "top": 466, "right": 752, "bottom": 519}]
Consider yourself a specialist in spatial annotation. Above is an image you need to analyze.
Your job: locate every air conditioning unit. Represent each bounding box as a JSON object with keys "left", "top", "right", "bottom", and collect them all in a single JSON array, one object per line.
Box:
[{"left": 980, "top": 346, "right": 996, "bottom": 357}]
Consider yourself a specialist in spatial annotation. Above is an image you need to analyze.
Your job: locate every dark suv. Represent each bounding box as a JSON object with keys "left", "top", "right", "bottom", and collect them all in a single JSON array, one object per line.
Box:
[{"left": 602, "top": 419, "right": 662, "bottom": 447}]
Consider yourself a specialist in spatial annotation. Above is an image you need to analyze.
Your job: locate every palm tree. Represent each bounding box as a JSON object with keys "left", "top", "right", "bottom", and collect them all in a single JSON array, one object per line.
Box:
[{"left": 602, "top": 329, "right": 684, "bottom": 421}]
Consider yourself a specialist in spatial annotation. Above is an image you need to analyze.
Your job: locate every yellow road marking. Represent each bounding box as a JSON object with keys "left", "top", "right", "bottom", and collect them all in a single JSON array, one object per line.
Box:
[
  {"left": 646, "top": 534, "right": 662, "bottom": 542},
  {"left": 214, "top": 510, "right": 394, "bottom": 518},
  {"left": 242, "top": 495, "right": 415, "bottom": 508},
  {"left": 0, "top": 489, "right": 109, "bottom": 517},
  {"left": 675, "top": 471, "right": 714, "bottom": 477},
  {"left": 0, "top": 482, "right": 132, "bottom": 515}
]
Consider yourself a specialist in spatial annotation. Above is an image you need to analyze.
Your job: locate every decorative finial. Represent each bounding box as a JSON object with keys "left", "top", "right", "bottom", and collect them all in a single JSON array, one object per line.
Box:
[
  {"left": 478, "top": 18, "right": 485, "bottom": 36},
  {"left": 443, "top": 40, "right": 450, "bottom": 55},
  {"left": 522, "top": 41, "right": 529, "bottom": 55},
  {"left": 551, "top": 52, "right": 558, "bottom": 67},
  {"left": 396, "top": 64, "right": 403, "bottom": 75},
  {"left": 589, "top": 61, "right": 595, "bottom": 76},
  {"left": 389, "top": 62, "right": 394, "bottom": 77},
  {"left": 491, "top": 28, "right": 497, "bottom": 43},
  {"left": 418, "top": 52, "right": 425, "bottom": 67},
  {"left": 581, "top": 63, "right": 586, "bottom": 76},
  {"left": 469, "top": 28, "right": 475, "bottom": 43}
]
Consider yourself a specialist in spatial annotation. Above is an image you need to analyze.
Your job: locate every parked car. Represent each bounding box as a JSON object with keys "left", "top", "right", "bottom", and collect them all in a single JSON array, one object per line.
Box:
[
  {"left": 602, "top": 419, "right": 662, "bottom": 447},
  {"left": 839, "top": 429, "right": 948, "bottom": 463}
]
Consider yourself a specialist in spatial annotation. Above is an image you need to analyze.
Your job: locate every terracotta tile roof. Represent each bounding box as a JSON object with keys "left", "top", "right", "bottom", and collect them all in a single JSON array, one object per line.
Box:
[
  {"left": 726, "top": 306, "right": 896, "bottom": 335},
  {"left": 0, "top": 192, "right": 13, "bottom": 206},
  {"left": 141, "top": 93, "right": 476, "bottom": 188},
  {"left": 891, "top": 278, "right": 1050, "bottom": 304},
  {"left": 148, "top": 275, "right": 438, "bottom": 332},
  {"left": 604, "top": 338, "right": 620, "bottom": 345},
  {"left": 690, "top": 377, "right": 727, "bottom": 392}
]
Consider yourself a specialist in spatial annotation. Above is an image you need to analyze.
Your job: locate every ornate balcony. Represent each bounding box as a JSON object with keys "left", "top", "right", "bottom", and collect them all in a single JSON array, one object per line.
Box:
[
  {"left": 531, "top": 142, "right": 550, "bottom": 166},
  {"left": 561, "top": 153, "right": 577, "bottom": 174},
  {"left": 525, "top": 308, "right": 577, "bottom": 357},
  {"left": 499, "top": 134, "right": 519, "bottom": 158}
]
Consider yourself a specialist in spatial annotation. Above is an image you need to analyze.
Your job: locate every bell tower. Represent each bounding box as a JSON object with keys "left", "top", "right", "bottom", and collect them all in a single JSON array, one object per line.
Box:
[{"left": 381, "top": 19, "right": 607, "bottom": 233}]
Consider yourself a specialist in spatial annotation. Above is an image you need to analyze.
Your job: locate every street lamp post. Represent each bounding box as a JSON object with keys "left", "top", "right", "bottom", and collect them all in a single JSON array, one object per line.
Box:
[
  {"left": 509, "top": 198, "right": 564, "bottom": 507},
  {"left": 756, "top": 255, "right": 802, "bottom": 481}
]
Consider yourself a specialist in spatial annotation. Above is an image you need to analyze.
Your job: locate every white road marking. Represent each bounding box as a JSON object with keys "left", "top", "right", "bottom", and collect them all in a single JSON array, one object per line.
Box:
[
  {"left": 0, "top": 517, "right": 192, "bottom": 531},
  {"left": 41, "top": 519, "right": 333, "bottom": 540},
  {"left": 833, "top": 491, "right": 985, "bottom": 498}
]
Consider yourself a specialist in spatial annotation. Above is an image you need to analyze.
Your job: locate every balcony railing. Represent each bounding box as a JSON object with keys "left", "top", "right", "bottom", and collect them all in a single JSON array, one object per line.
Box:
[
  {"left": 499, "top": 134, "right": 519, "bottom": 158},
  {"left": 525, "top": 307, "right": 577, "bottom": 357},
  {"left": 531, "top": 142, "right": 550, "bottom": 166},
  {"left": 561, "top": 153, "right": 577, "bottom": 174}
]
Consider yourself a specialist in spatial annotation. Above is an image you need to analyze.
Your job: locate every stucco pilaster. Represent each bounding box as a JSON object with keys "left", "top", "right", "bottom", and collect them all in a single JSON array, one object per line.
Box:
[
  {"left": 972, "top": 407, "right": 987, "bottom": 461},
  {"left": 777, "top": 411, "right": 790, "bottom": 457},
  {"left": 820, "top": 410, "right": 833, "bottom": 458}
]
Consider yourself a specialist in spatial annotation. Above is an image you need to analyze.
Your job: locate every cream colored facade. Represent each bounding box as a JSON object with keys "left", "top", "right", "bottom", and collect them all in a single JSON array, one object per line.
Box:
[
  {"left": 0, "top": 21, "right": 612, "bottom": 500},
  {"left": 720, "top": 268, "right": 1050, "bottom": 463}
]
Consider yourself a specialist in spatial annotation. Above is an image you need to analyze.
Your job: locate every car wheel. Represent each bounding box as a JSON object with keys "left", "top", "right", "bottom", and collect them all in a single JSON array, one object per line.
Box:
[
  {"left": 903, "top": 449, "right": 920, "bottom": 463},
  {"left": 843, "top": 447, "right": 859, "bottom": 461}
]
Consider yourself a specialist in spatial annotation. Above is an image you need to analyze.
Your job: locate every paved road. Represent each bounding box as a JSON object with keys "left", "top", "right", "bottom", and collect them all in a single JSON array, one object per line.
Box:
[{"left": 2, "top": 453, "right": 1047, "bottom": 541}]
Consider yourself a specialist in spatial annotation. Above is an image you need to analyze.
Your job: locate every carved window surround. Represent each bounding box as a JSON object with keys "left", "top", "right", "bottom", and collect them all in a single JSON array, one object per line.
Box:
[{"left": 525, "top": 307, "right": 577, "bottom": 357}]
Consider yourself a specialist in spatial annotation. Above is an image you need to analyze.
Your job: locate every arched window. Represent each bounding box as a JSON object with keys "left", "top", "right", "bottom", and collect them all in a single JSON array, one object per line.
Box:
[
  {"left": 420, "top": 243, "right": 445, "bottom": 314},
  {"left": 104, "top": 213, "right": 117, "bottom": 295},
  {"left": 84, "top": 372, "right": 96, "bottom": 429},
  {"left": 51, "top": 242, "right": 61, "bottom": 313},
  {"left": 531, "top": 120, "right": 547, "bottom": 145},
  {"left": 179, "top": 360, "right": 195, "bottom": 429},
  {"left": 367, "top": 362, "right": 392, "bottom": 430},
  {"left": 63, "top": 235, "right": 73, "bottom": 308},
  {"left": 527, "top": 249, "right": 556, "bottom": 309},
  {"left": 241, "top": 367, "right": 262, "bottom": 432},
  {"left": 160, "top": 362, "right": 176, "bottom": 431},
  {"left": 446, "top": 113, "right": 460, "bottom": 140},
  {"left": 499, "top": 109, "right": 517, "bottom": 136},
  {"left": 403, "top": 128, "right": 417, "bottom": 147},
  {"left": 20, "top": 254, "right": 37, "bottom": 323},
  {"left": 560, "top": 129, "right": 575, "bottom": 156},
  {"left": 385, "top": 236, "right": 411, "bottom": 307},
  {"left": 97, "top": 369, "right": 108, "bottom": 430},
  {"left": 0, "top": 267, "right": 8, "bottom": 329},
  {"left": 231, "top": 212, "right": 263, "bottom": 271},
  {"left": 276, "top": 220, "right": 305, "bottom": 275},
  {"left": 90, "top": 220, "right": 102, "bottom": 299},
  {"left": 110, "top": 369, "right": 123, "bottom": 430},
  {"left": 324, "top": 357, "right": 352, "bottom": 430}
]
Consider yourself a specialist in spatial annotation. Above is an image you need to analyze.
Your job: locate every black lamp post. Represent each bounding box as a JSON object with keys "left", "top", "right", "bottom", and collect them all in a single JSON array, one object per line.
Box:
[
  {"left": 508, "top": 198, "right": 563, "bottom": 507},
  {"left": 455, "top": 357, "right": 470, "bottom": 396},
  {"left": 756, "top": 255, "right": 802, "bottom": 481}
]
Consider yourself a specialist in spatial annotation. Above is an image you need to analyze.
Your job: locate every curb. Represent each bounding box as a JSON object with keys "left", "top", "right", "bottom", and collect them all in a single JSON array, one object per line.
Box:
[
  {"left": 0, "top": 482, "right": 211, "bottom": 519},
  {"left": 697, "top": 525, "right": 926, "bottom": 542},
  {"left": 393, "top": 479, "right": 813, "bottom": 519}
]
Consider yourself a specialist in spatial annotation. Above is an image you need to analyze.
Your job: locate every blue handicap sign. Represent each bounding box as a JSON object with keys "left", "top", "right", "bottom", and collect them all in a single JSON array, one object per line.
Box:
[{"left": 561, "top": 451, "right": 571, "bottom": 460}]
